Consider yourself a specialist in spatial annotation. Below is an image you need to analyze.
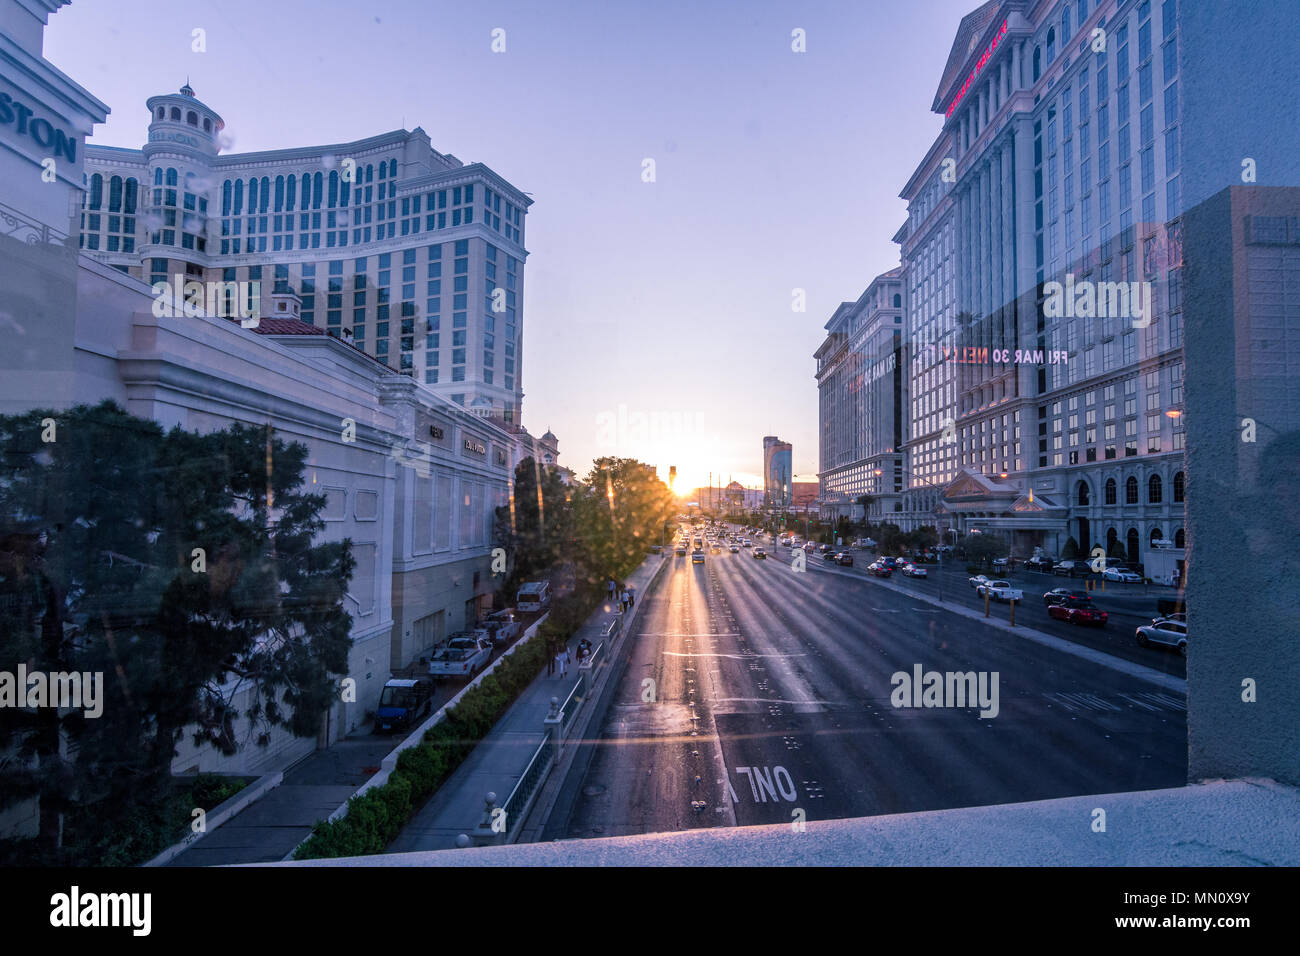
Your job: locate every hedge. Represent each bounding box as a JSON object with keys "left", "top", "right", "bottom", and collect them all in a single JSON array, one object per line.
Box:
[{"left": 293, "top": 584, "right": 604, "bottom": 859}]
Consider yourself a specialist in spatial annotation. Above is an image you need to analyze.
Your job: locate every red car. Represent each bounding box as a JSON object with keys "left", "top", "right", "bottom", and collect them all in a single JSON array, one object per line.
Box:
[{"left": 1048, "top": 598, "right": 1108, "bottom": 626}]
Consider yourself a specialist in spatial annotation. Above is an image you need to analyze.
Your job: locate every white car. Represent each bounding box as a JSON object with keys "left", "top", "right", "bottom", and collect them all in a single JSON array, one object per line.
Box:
[
  {"left": 977, "top": 580, "right": 1024, "bottom": 602},
  {"left": 1136, "top": 619, "right": 1187, "bottom": 656},
  {"left": 969, "top": 574, "right": 991, "bottom": 589},
  {"left": 1102, "top": 567, "right": 1142, "bottom": 583}
]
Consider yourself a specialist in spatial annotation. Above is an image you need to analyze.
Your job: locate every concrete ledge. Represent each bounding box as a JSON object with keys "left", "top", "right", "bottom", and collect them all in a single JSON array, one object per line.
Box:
[
  {"left": 143, "top": 771, "right": 283, "bottom": 867},
  {"left": 259, "top": 778, "right": 1300, "bottom": 867}
]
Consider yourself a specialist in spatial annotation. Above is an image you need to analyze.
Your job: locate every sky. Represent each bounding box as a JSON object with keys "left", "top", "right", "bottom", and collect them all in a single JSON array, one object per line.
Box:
[{"left": 45, "top": 0, "right": 975, "bottom": 496}]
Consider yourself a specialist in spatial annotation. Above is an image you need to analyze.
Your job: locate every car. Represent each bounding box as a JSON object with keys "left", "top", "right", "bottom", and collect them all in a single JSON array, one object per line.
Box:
[
  {"left": 742, "top": 539, "right": 752, "bottom": 548},
  {"left": 969, "top": 574, "right": 991, "bottom": 589},
  {"left": 1102, "top": 567, "right": 1142, "bottom": 583},
  {"left": 1156, "top": 611, "right": 1187, "bottom": 624},
  {"left": 977, "top": 580, "right": 1024, "bottom": 602},
  {"left": 1043, "top": 588, "right": 1089, "bottom": 606},
  {"left": 475, "top": 609, "right": 521, "bottom": 646},
  {"left": 692, "top": 552, "right": 705, "bottom": 565},
  {"left": 1048, "top": 598, "right": 1109, "bottom": 626},
  {"left": 428, "top": 634, "right": 493, "bottom": 680},
  {"left": 1136, "top": 619, "right": 1187, "bottom": 656},
  {"left": 818, "top": 544, "right": 831, "bottom": 553},
  {"left": 650, "top": 544, "right": 663, "bottom": 554},
  {"left": 992, "top": 557, "right": 1009, "bottom": 570},
  {"left": 868, "top": 562, "right": 893, "bottom": 578},
  {"left": 822, "top": 550, "right": 839, "bottom": 562},
  {"left": 1025, "top": 555, "right": 1054, "bottom": 572},
  {"left": 710, "top": 543, "right": 721, "bottom": 554},
  {"left": 729, "top": 544, "right": 739, "bottom": 553},
  {"left": 753, "top": 548, "right": 767, "bottom": 559},
  {"left": 1053, "top": 560, "right": 1088, "bottom": 577},
  {"left": 675, "top": 545, "right": 687, "bottom": 556},
  {"left": 836, "top": 553, "right": 854, "bottom": 566},
  {"left": 901, "top": 564, "right": 927, "bottom": 578}
]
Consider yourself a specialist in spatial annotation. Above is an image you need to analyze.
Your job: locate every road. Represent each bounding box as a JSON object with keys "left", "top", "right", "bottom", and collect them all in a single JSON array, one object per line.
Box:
[{"left": 545, "top": 539, "right": 1187, "bottom": 839}]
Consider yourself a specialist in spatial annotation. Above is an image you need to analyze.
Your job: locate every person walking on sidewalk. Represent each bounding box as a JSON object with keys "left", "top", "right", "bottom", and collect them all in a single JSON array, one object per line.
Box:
[
  {"left": 619, "top": 587, "right": 629, "bottom": 613},
  {"left": 546, "top": 635, "right": 557, "bottom": 676},
  {"left": 557, "top": 645, "right": 570, "bottom": 678},
  {"left": 627, "top": 585, "right": 635, "bottom": 609},
  {"left": 608, "top": 577, "right": 616, "bottom": 604}
]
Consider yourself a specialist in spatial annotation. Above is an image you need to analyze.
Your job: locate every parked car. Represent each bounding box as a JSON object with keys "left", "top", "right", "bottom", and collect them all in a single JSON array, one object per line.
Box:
[
  {"left": 969, "top": 574, "right": 991, "bottom": 589},
  {"left": 753, "top": 548, "right": 767, "bottom": 559},
  {"left": 1043, "top": 588, "right": 1089, "bottom": 606},
  {"left": 1048, "top": 598, "right": 1109, "bottom": 626},
  {"left": 836, "top": 552, "right": 854, "bottom": 566},
  {"left": 1136, "top": 619, "right": 1187, "bottom": 656},
  {"left": 992, "top": 557, "right": 1009, "bottom": 570},
  {"left": 1025, "top": 555, "right": 1054, "bottom": 572},
  {"left": 515, "top": 581, "right": 552, "bottom": 612},
  {"left": 1053, "top": 560, "right": 1088, "bottom": 577},
  {"left": 1102, "top": 566, "right": 1142, "bottom": 583},
  {"left": 428, "top": 634, "right": 493, "bottom": 680},
  {"left": 475, "top": 609, "right": 521, "bottom": 647},
  {"left": 868, "top": 562, "right": 892, "bottom": 578},
  {"left": 901, "top": 564, "right": 928, "bottom": 578},
  {"left": 375, "top": 678, "right": 434, "bottom": 733},
  {"left": 977, "top": 580, "right": 1024, "bottom": 602}
]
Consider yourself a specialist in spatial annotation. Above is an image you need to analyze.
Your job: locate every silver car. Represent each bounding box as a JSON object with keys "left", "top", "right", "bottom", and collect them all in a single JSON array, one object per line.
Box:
[{"left": 1136, "top": 619, "right": 1187, "bottom": 656}]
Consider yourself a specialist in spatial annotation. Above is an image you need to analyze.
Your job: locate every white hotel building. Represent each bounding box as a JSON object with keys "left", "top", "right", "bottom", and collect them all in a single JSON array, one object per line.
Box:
[
  {"left": 80, "top": 83, "right": 531, "bottom": 424},
  {"left": 822, "top": 0, "right": 1187, "bottom": 573},
  {"left": 0, "top": 0, "right": 538, "bottom": 823}
]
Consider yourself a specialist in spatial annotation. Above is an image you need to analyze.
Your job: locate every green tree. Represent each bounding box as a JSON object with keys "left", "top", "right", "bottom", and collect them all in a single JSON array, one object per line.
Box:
[
  {"left": 0, "top": 402, "right": 353, "bottom": 862},
  {"left": 960, "top": 531, "right": 1008, "bottom": 567}
]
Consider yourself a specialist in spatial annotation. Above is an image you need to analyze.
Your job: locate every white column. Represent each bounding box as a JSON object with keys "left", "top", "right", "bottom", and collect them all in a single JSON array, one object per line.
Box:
[{"left": 1011, "top": 41, "right": 1021, "bottom": 91}]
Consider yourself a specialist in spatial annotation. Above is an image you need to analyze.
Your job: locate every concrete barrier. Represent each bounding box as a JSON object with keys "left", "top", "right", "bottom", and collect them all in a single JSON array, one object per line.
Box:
[{"left": 143, "top": 771, "right": 284, "bottom": 867}]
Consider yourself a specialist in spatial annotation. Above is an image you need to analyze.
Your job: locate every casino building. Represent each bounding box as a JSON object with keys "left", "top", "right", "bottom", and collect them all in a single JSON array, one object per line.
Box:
[
  {"left": 818, "top": 0, "right": 1188, "bottom": 572},
  {"left": 80, "top": 84, "right": 531, "bottom": 423}
]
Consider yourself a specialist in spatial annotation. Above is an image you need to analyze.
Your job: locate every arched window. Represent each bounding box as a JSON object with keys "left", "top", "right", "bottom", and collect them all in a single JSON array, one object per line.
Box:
[
  {"left": 388, "top": 158, "right": 397, "bottom": 178},
  {"left": 1148, "top": 473, "right": 1162, "bottom": 503},
  {"left": 154, "top": 167, "right": 163, "bottom": 186},
  {"left": 156, "top": 107, "right": 165, "bottom": 120},
  {"left": 340, "top": 176, "right": 350, "bottom": 206},
  {"left": 1077, "top": 481, "right": 1090, "bottom": 505},
  {"left": 312, "top": 172, "right": 323, "bottom": 209},
  {"left": 170, "top": 107, "right": 180, "bottom": 120},
  {"left": 1046, "top": 27, "right": 1056, "bottom": 61},
  {"left": 1150, "top": 527, "right": 1163, "bottom": 545},
  {"left": 1106, "top": 527, "right": 1119, "bottom": 553},
  {"left": 248, "top": 177, "right": 258, "bottom": 212},
  {"left": 1033, "top": 46, "right": 1042, "bottom": 81},
  {"left": 1126, "top": 527, "right": 1140, "bottom": 562},
  {"left": 203, "top": 118, "right": 212, "bottom": 132},
  {"left": 259, "top": 176, "right": 270, "bottom": 213},
  {"left": 275, "top": 175, "right": 285, "bottom": 212},
  {"left": 365, "top": 164, "right": 373, "bottom": 183},
  {"left": 1078, "top": 1, "right": 1088, "bottom": 24},
  {"left": 124, "top": 178, "right": 138, "bottom": 214},
  {"left": 1125, "top": 476, "right": 1139, "bottom": 504},
  {"left": 222, "top": 179, "right": 232, "bottom": 216},
  {"left": 165, "top": 168, "right": 178, "bottom": 187},
  {"left": 301, "top": 173, "right": 312, "bottom": 209},
  {"left": 1062, "top": 8, "right": 1071, "bottom": 43},
  {"left": 893, "top": 293, "right": 902, "bottom": 308},
  {"left": 108, "top": 175, "right": 123, "bottom": 212},
  {"left": 286, "top": 174, "right": 297, "bottom": 211},
  {"left": 233, "top": 179, "right": 244, "bottom": 215},
  {"left": 1105, "top": 477, "right": 1116, "bottom": 504},
  {"left": 88, "top": 173, "right": 103, "bottom": 210},
  {"left": 186, "top": 110, "right": 198, "bottom": 126},
  {"left": 328, "top": 170, "right": 339, "bottom": 207},
  {"left": 1173, "top": 471, "right": 1184, "bottom": 502},
  {"left": 1174, "top": 528, "right": 1185, "bottom": 548}
]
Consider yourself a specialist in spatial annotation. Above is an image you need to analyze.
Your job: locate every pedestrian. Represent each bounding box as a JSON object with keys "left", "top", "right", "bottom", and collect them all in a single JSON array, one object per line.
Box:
[
  {"left": 620, "top": 588, "right": 629, "bottom": 612},
  {"left": 607, "top": 577, "right": 616, "bottom": 603},
  {"left": 546, "top": 636, "right": 557, "bottom": 676},
  {"left": 557, "top": 646, "right": 570, "bottom": 678},
  {"left": 627, "top": 586, "right": 635, "bottom": 609}
]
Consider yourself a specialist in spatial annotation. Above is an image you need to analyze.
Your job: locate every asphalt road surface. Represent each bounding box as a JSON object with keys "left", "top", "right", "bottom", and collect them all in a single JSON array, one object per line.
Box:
[{"left": 546, "top": 544, "right": 1187, "bottom": 839}]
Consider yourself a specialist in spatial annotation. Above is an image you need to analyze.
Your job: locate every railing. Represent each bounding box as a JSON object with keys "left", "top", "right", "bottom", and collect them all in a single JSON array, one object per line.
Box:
[
  {"left": 586, "top": 639, "right": 605, "bottom": 671},
  {"left": 559, "top": 676, "right": 583, "bottom": 734},
  {"left": 0, "top": 199, "right": 72, "bottom": 250},
  {"left": 499, "top": 729, "right": 553, "bottom": 834}
]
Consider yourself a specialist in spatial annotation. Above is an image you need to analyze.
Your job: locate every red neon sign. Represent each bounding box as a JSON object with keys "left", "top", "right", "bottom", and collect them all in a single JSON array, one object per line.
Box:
[{"left": 946, "top": 19, "right": 1008, "bottom": 119}]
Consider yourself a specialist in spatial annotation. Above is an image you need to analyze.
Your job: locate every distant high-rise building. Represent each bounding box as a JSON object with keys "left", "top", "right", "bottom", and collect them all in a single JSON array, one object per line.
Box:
[{"left": 763, "top": 436, "right": 793, "bottom": 507}]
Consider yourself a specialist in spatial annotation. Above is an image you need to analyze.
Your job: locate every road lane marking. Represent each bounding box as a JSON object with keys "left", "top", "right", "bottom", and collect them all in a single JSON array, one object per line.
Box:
[{"left": 663, "top": 651, "right": 806, "bottom": 659}]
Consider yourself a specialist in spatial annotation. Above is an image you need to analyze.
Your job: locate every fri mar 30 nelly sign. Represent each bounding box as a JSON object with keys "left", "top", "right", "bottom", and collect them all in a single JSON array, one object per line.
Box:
[{"left": 0, "top": 91, "right": 78, "bottom": 163}]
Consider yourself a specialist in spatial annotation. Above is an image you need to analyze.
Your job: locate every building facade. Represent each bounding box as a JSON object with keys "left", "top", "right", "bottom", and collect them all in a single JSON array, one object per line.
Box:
[
  {"left": 762, "top": 436, "right": 793, "bottom": 507},
  {"left": 816, "top": 269, "right": 906, "bottom": 521},
  {"left": 889, "top": 0, "right": 1187, "bottom": 568},
  {"left": 80, "top": 84, "right": 531, "bottom": 423}
]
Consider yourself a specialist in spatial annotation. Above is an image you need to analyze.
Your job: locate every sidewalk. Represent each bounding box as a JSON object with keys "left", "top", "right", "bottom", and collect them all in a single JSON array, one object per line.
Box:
[
  {"left": 165, "top": 733, "right": 396, "bottom": 866},
  {"left": 388, "top": 553, "right": 666, "bottom": 853}
]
